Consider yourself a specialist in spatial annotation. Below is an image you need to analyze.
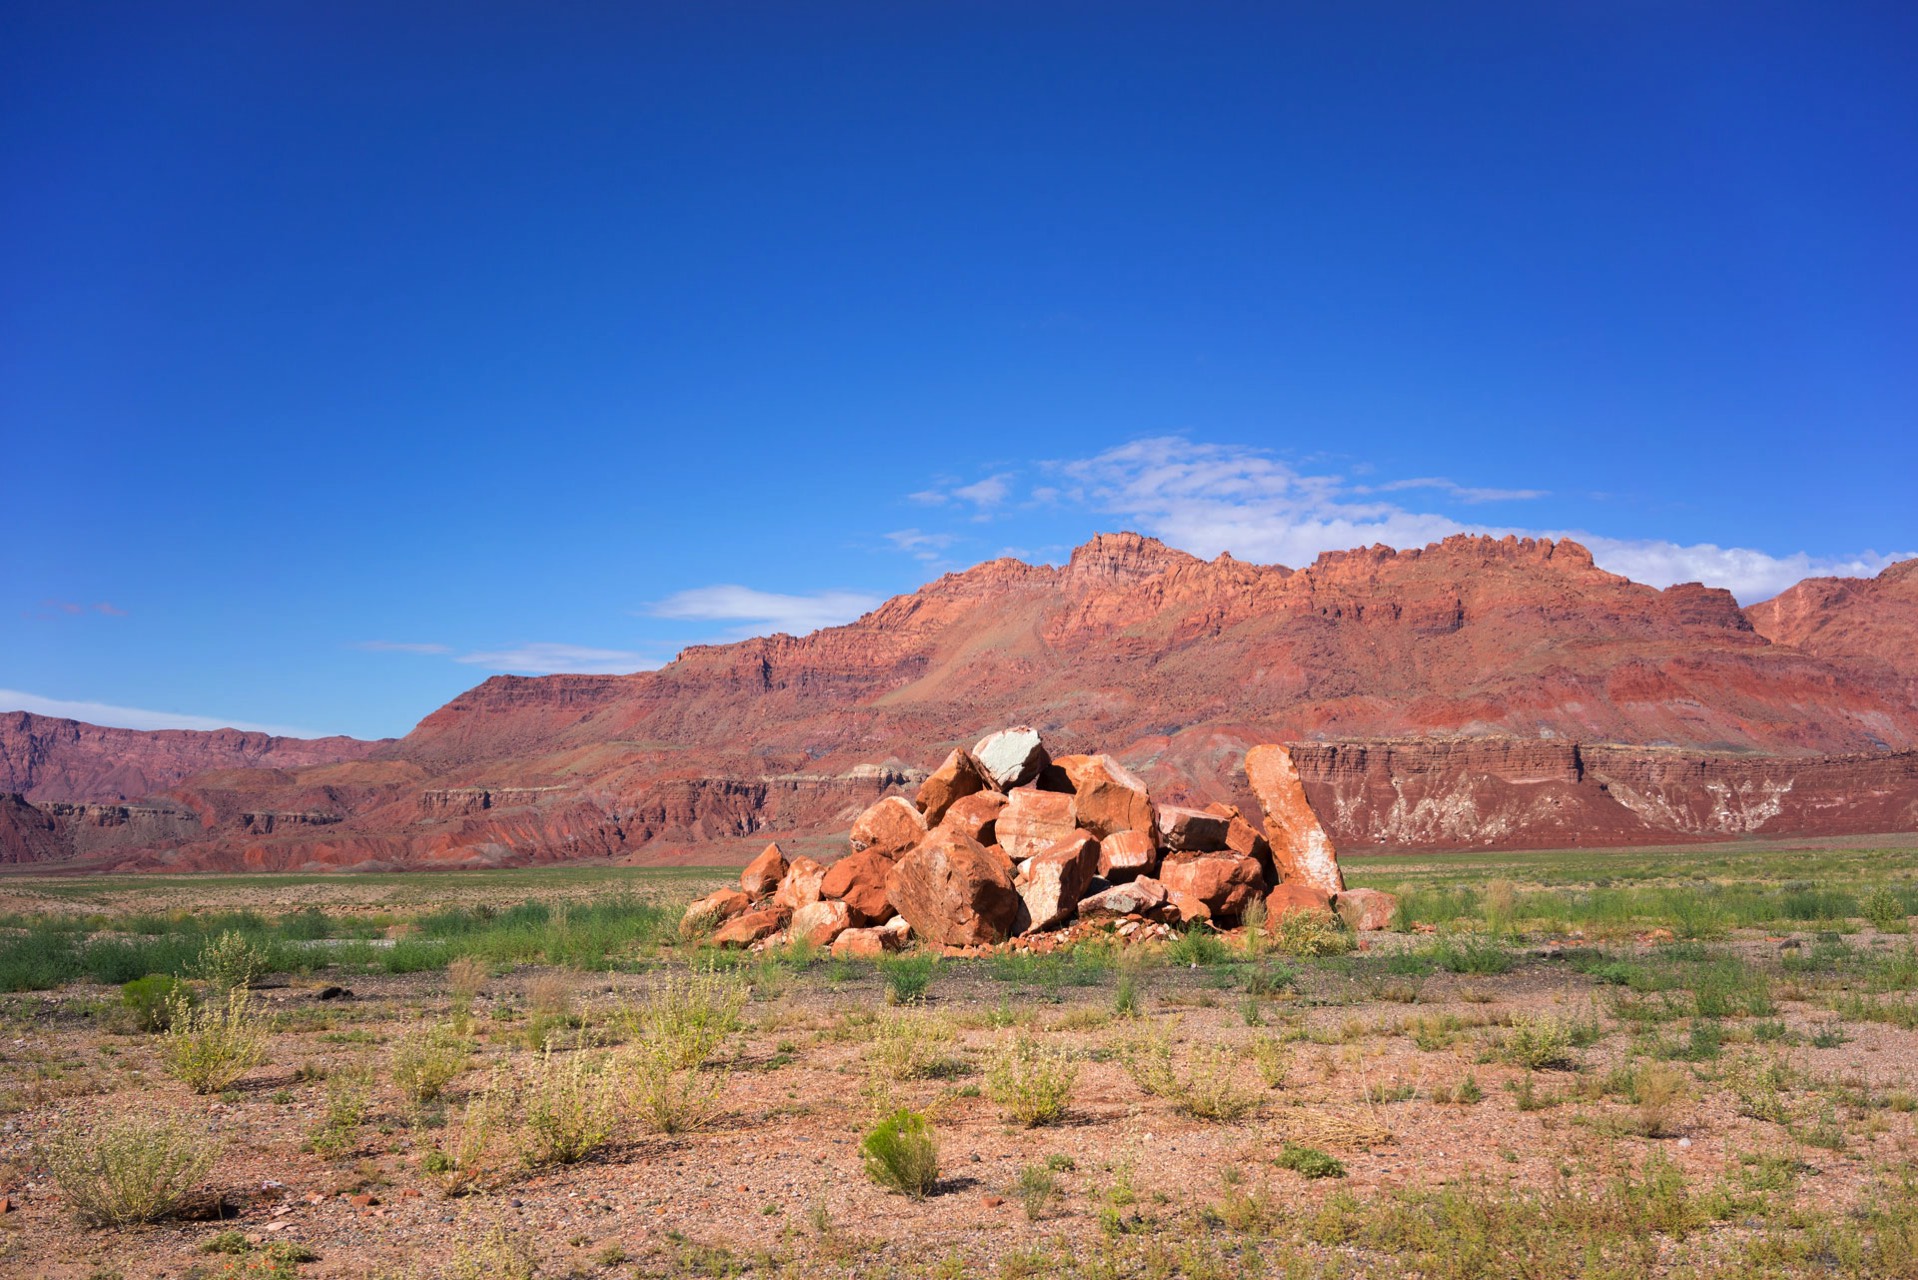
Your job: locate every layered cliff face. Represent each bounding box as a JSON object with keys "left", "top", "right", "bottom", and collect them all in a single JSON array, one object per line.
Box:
[
  {"left": 0, "top": 712, "right": 386, "bottom": 804},
  {"left": 12, "top": 533, "right": 1918, "bottom": 871}
]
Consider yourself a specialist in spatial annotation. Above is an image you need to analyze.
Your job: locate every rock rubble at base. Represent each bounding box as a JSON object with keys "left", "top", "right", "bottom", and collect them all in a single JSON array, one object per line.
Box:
[{"left": 682, "top": 727, "right": 1397, "bottom": 953}]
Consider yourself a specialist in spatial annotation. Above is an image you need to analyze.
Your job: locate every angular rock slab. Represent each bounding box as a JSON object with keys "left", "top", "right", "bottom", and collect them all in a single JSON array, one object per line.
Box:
[
  {"left": 1159, "top": 850, "right": 1266, "bottom": 921},
  {"left": 1264, "top": 881, "right": 1334, "bottom": 922},
  {"left": 1335, "top": 887, "right": 1398, "bottom": 931},
  {"left": 1097, "top": 829, "right": 1158, "bottom": 882},
  {"left": 773, "top": 857, "right": 827, "bottom": 912},
  {"left": 970, "top": 726, "right": 1049, "bottom": 791},
  {"left": 1156, "top": 805, "right": 1233, "bottom": 853},
  {"left": 997, "top": 787, "right": 1078, "bottom": 859},
  {"left": 790, "top": 899, "right": 853, "bottom": 948},
  {"left": 915, "top": 748, "right": 988, "bottom": 826},
  {"left": 883, "top": 829, "right": 1021, "bottom": 947},
  {"left": 713, "top": 907, "right": 788, "bottom": 949},
  {"left": 830, "top": 925, "right": 904, "bottom": 960},
  {"left": 1245, "top": 743, "right": 1344, "bottom": 897},
  {"left": 740, "top": 842, "right": 789, "bottom": 898},
  {"left": 1016, "top": 834, "right": 1100, "bottom": 933},
  {"left": 1078, "top": 875, "right": 1169, "bottom": 921},
  {"left": 849, "top": 795, "right": 929, "bottom": 858},
  {"left": 1056, "top": 753, "right": 1155, "bottom": 840},
  {"left": 938, "top": 790, "right": 1007, "bottom": 846},
  {"left": 819, "top": 848, "right": 898, "bottom": 926},
  {"left": 683, "top": 888, "right": 751, "bottom": 933}
]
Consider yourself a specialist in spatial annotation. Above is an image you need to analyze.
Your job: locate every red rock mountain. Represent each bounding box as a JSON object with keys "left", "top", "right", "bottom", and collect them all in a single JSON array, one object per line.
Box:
[
  {"left": 7, "top": 533, "right": 1917, "bottom": 870},
  {"left": 0, "top": 711, "right": 385, "bottom": 803}
]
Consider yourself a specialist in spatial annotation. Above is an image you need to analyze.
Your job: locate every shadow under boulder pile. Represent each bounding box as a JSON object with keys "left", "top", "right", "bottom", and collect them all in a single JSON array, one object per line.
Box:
[{"left": 683, "top": 728, "right": 1397, "bottom": 955}]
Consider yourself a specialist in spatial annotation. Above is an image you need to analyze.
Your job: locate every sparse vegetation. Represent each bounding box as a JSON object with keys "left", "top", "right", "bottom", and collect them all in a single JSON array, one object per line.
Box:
[
  {"left": 43, "top": 1107, "right": 217, "bottom": 1225},
  {"left": 985, "top": 1033, "right": 1078, "bottom": 1126},
  {"left": 861, "top": 1108, "right": 940, "bottom": 1197},
  {"left": 160, "top": 985, "right": 268, "bottom": 1093}
]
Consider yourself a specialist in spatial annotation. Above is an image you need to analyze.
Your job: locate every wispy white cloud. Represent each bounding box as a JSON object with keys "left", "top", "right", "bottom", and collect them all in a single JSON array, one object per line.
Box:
[
  {"left": 353, "top": 640, "right": 453, "bottom": 655},
  {"left": 0, "top": 688, "right": 325, "bottom": 738},
  {"left": 909, "top": 473, "right": 1014, "bottom": 511},
  {"left": 1358, "top": 477, "right": 1548, "bottom": 504},
  {"left": 454, "top": 643, "right": 658, "bottom": 675},
  {"left": 650, "top": 586, "right": 882, "bottom": 637},
  {"left": 885, "top": 528, "right": 960, "bottom": 562},
  {"left": 1043, "top": 436, "right": 1914, "bottom": 603}
]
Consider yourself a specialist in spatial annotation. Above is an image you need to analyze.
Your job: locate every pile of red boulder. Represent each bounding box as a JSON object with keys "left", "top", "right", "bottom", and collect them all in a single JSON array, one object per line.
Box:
[{"left": 682, "top": 728, "right": 1399, "bottom": 956}]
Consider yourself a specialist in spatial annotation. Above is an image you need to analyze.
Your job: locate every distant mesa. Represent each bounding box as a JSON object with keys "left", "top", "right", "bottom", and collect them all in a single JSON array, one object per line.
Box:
[{"left": 3, "top": 531, "right": 1917, "bottom": 871}]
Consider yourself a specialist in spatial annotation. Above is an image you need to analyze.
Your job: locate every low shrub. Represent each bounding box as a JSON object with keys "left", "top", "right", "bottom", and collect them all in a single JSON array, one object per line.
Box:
[
  {"left": 121, "top": 973, "right": 193, "bottom": 1031},
  {"left": 162, "top": 986, "right": 268, "bottom": 1094},
  {"left": 1269, "top": 909, "right": 1354, "bottom": 958},
  {"left": 878, "top": 954, "right": 937, "bottom": 1005},
  {"left": 391, "top": 1022, "right": 470, "bottom": 1106},
  {"left": 43, "top": 1107, "right": 218, "bottom": 1225},
  {"left": 1500, "top": 1014, "right": 1577, "bottom": 1070},
  {"left": 623, "top": 1037, "right": 726, "bottom": 1135},
  {"left": 1275, "top": 1143, "right": 1345, "bottom": 1179},
  {"left": 519, "top": 1042, "right": 616, "bottom": 1167},
  {"left": 861, "top": 1108, "right": 939, "bottom": 1198},
  {"left": 192, "top": 929, "right": 271, "bottom": 993},
  {"left": 986, "top": 1033, "right": 1078, "bottom": 1126}
]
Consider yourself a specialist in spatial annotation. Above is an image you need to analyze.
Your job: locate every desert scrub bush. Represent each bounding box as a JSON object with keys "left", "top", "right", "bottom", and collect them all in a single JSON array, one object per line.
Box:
[
  {"left": 986, "top": 1033, "right": 1078, "bottom": 1126},
  {"left": 431, "top": 1070, "right": 507, "bottom": 1195},
  {"left": 306, "top": 1064, "right": 375, "bottom": 1157},
  {"left": 1250, "top": 1034, "right": 1291, "bottom": 1089},
  {"left": 878, "top": 953, "right": 937, "bottom": 1004},
  {"left": 121, "top": 973, "right": 192, "bottom": 1032},
  {"left": 1112, "top": 967, "right": 1146, "bottom": 1018},
  {"left": 1499, "top": 1013, "right": 1577, "bottom": 1070},
  {"left": 861, "top": 1108, "right": 939, "bottom": 1198},
  {"left": 1015, "top": 1162, "right": 1061, "bottom": 1220},
  {"left": 1164, "top": 926, "right": 1230, "bottom": 967},
  {"left": 161, "top": 986, "right": 267, "bottom": 1093},
  {"left": 1433, "top": 933, "right": 1515, "bottom": 975},
  {"left": 1120, "top": 1025, "right": 1181, "bottom": 1098},
  {"left": 1269, "top": 908, "right": 1355, "bottom": 958},
  {"left": 443, "top": 1221, "right": 539, "bottom": 1280},
  {"left": 629, "top": 967, "right": 746, "bottom": 1068},
  {"left": 43, "top": 1106, "right": 217, "bottom": 1225},
  {"left": 518, "top": 1040, "right": 616, "bottom": 1167},
  {"left": 1865, "top": 885, "right": 1910, "bottom": 933},
  {"left": 391, "top": 1022, "right": 470, "bottom": 1106},
  {"left": 1173, "top": 1044, "right": 1260, "bottom": 1120},
  {"left": 192, "top": 929, "right": 271, "bottom": 993},
  {"left": 870, "top": 1013, "right": 963, "bottom": 1081},
  {"left": 1275, "top": 1143, "right": 1345, "bottom": 1179},
  {"left": 445, "top": 954, "right": 488, "bottom": 1022},
  {"left": 1726, "top": 1052, "right": 1794, "bottom": 1124},
  {"left": 622, "top": 1037, "right": 726, "bottom": 1135},
  {"left": 1631, "top": 1061, "right": 1689, "bottom": 1138}
]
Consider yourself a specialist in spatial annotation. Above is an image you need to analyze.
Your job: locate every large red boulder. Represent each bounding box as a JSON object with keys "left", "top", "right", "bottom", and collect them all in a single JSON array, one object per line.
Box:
[
  {"left": 819, "top": 848, "right": 898, "bottom": 925},
  {"left": 1155, "top": 805, "right": 1233, "bottom": 853},
  {"left": 996, "top": 787, "right": 1078, "bottom": 860},
  {"left": 682, "top": 888, "right": 751, "bottom": 935},
  {"left": 883, "top": 829, "right": 1021, "bottom": 947},
  {"left": 1016, "top": 834, "right": 1100, "bottom": 933},
  {"left": 1158, "top": 850, "right": 1266, "bottom": 921},
  {"left": 1055, "top": 754, "right": 1155, "bottom": 839},
  {"left": 790, "top": 899, "right": 853, "bottom": 947},
  {"left": 1264, "top": 881, "right": 1334, "bottom": 922},
  {"left": 1078, "top": 875, "right": 1169, "bottom": 921},
  {"left": 1245, "top": 743, "right": 1344, "bottom": 897},
  {"left": 740, "top": 842, "right": 788, "bottom": 898},
  {"left": 773, "top": 857, "right": 827, "bottom": 911},
  {"left": 938, "top": 791, "right": 1007, "bottom": 845},
  {"left": 970, "top": 726, "right": 1049, "bottom": 791},
  {"left": 712, "top": 907, "right": 787, "bottom": 949},
  {"left": 1097, "top": 829, "right": 1158, "bottom": 882},
  {"left": 915, "top": 748, "right": 987, "bottom": 826},
  {"left": 849, "top": 795, "right": 929, "bottom": 858},
  {"left": 830, "top": 925, "right": 903, "bottom": 960},
  {"left": 1336, "top": 887, "right": 1399, "bottom": 931}
]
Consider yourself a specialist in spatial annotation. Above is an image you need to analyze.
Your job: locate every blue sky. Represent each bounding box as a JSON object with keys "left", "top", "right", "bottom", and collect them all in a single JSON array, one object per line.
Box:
[{"left": 4, "top": 3, "right": 1914, "bottom": 740}]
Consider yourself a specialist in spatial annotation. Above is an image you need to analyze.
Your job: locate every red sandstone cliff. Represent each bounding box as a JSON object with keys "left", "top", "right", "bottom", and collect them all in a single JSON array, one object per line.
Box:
[
  {"left": 9, "top": 534, "right": 1918, "bottom": 871},
  {"left": 0, "top": 712, "right": 386, "bottom": 804}
]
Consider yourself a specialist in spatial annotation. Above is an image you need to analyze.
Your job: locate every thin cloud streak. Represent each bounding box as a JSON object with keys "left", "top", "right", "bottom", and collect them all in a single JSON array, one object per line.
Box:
[
  {"left": 1044, "top": 436, "right": 1913, "bottom": 603},
  {"left": 650, "top": 585, "right": 882, "bottom": 637},
  {"left": 353, "top": 641, "right": 453, "bottom": 654},
  {"left": 0, "top": 688, "right": 326, "bottom": 738},
  {"left": 454, "top": 643, "right": 658, "bottom": 675}
]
